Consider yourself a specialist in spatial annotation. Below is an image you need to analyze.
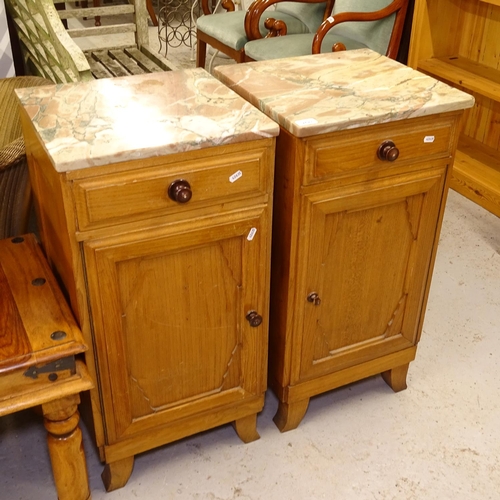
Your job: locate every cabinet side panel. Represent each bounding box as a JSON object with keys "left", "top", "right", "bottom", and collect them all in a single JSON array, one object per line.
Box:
[
  {"left": 20, "top": 111, "right": 78, "bottom": 312},
  {"left": 408, "top": 0, "right": 432, "bottom": 66},
  {"left": 268, "top": 129, "right": 303, "bottom": 396},
  {"left": 19, "top": 108, "right": 107, "bottom": 452}
]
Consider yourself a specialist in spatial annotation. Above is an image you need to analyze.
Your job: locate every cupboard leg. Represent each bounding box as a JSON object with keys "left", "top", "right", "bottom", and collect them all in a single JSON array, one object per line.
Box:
[
  {"left": 381, "top": 363, "right": 410, "bottom": 393},
  {"left": 273, "top": 399, "right": 310, "bottom": 432},
  {"left": 232, "top": 413, "right": 260, "bottom": 443},
  {"left": 42, "top": 394, "right": 91, "bottom": 500},
  {"left": 101, "top": 456, "right": 135, "bottom": 492}
]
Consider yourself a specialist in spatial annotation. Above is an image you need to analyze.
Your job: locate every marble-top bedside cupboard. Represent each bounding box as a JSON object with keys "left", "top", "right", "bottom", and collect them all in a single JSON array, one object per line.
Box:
[
  {"left": 215, "top": 49, "right": 474, "bottom": 432},
  {"left": 16, "top": 69, "right": 279, "bottom": 491}
]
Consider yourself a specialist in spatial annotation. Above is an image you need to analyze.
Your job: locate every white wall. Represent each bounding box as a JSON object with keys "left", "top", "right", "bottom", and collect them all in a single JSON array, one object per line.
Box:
[{"left": 0, "top": 0, "right": 15, "bottom": 77}]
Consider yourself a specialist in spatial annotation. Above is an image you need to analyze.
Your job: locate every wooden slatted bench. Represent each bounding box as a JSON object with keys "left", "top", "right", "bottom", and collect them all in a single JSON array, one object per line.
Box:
[{"left": 6, "top": 0, "right": 177, "bottom": 83}]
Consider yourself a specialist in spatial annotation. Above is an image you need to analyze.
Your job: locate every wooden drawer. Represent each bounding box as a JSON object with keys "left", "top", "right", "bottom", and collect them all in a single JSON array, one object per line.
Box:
[
  {"left": 72, "top": 146, "right": 272, "bottom": 230},
  {"left": 303, "top": 115, "right": 455, "bottom": 185}
]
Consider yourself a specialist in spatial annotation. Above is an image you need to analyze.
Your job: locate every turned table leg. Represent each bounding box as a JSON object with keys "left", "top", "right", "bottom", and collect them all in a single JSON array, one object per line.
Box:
[
  {"left": 381, "top": 363, "right": 410, "bottom": 393},
  {"left": 273, "top": 399, "right": 310, "bottom": 432},
  {"left": 232, "top": 413, "right": 260, "bottom": 443},
  {"left": 102, "top": 456, "right": 135, "bottom": 492},
  {"left": 42, "top": 394, "right": 91, "bottom": 500},
  {"left": 90, "top": 0, "right": 101, "bottom": 26}
]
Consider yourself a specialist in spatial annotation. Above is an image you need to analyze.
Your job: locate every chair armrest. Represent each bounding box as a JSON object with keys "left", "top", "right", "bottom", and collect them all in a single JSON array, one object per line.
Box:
[
  {"left": 244, "top": 0, "right": 333, "bottom": 40},
  {"left": 312, "top": 0, "right": 408, "bottom": 59},
  {"left": 0, "top": 138, "right": 25, "bottom": 172},
  {"left": 6, "top": 0, "right": 92, "bottom": 82},
  {"left": 201, "top": 0, "right": 237, "bottom": 15}
]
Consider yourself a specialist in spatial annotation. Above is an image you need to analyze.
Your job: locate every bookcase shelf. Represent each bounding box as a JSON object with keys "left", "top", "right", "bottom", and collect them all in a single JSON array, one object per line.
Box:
[
  {"left": 453, "top": 137, "right": 500, "bottom": 217},
  {"left": 409, "top": 0, "right": 500, "bottom": 217},
  {"left": 418, "top": 56, "right": 500, "bottom": 103}
]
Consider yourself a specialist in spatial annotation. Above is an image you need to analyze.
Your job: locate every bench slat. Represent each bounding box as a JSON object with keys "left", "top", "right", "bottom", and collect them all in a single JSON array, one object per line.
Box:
[
  {"left": 91, "top": 50, "right": 130, "bottom": 77},
  {"left": 67, "top": 23, "right": 136, "bottom": 38},
  {"left": 109, "top": 49, "right": 146, "bottom": 75},
  {"left": 125, "top": 47, "right": 163, "bottom": 73},
  {"left": 85, "top": 53, "right": 114, "bottom": 79},
  {"left": 57, "top": 5, "right": 135, "bottom": 20}
]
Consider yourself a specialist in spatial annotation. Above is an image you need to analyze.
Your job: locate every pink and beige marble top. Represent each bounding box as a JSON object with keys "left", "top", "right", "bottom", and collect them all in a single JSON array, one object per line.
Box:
[
  {"left": 15, "top": 68, "right": 279, "bottom": 172},
  {"left": 214, "top": 49, "right": 475, "bottom": 138}
]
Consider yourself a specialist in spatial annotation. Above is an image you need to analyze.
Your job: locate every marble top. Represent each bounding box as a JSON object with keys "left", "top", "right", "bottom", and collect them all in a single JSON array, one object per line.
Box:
[
  {"left": 15, "top": 68, "right": 279, "bottom": 172},
  {"left": 214, "top": 49, "right": 475, "bottom": 138}
]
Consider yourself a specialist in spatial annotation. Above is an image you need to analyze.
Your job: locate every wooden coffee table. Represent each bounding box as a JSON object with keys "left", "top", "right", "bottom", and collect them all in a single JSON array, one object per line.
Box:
[{"left": 0, "top": 233, "right": 94, "bottom": 500}]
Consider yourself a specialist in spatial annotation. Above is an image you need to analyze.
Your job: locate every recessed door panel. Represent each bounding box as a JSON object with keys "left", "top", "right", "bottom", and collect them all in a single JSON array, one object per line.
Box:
[{"left": 118, "top": 239, "right": 242, "bottom": 416}]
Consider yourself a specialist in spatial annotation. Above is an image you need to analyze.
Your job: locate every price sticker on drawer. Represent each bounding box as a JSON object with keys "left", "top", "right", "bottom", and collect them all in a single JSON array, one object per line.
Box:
[
  {"left": 229, "top": 170, "right": 243, "bottom": 183},
  {"left": 247, "top": 227, "right": 257, "bottom": 241},
  {"left": 424, "top": 136, "right": 435, "bottom": 143}
]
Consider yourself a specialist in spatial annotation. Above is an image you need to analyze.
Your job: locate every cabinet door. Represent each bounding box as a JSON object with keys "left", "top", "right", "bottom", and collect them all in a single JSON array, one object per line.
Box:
[
  {"left": 83, "top": 208, "right": 270, "bottom": 443},
  {"left": 294, "top": 166, "right": 447, "bottom": 383}
]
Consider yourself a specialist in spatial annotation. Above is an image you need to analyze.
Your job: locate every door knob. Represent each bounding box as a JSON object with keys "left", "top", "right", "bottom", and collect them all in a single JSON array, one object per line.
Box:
[
  {"left": 168, "top": 179, "right": 192, "bottom": 203},
  {"left": 246, "top": 311, "right": 263, "bottom": 327},
  {"left": 377, "top": 140, "right": 399, "bottom": 162},
  {"left": 307, "top": 292, "right": 321, "bottom": 306}
]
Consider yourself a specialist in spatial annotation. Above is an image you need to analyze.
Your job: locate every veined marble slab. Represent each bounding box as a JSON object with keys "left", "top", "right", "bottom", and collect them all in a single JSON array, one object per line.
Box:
[
  {"left": 15, "top": 68, "right": 279, "bottom": 172},
  {"left": 214, "top": 49, "right": 475, "bottom": 138}
]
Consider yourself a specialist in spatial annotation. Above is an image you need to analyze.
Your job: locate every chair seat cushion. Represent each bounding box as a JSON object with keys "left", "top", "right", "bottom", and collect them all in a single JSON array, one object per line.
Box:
[
  {"left": 197, "top": 11, "right": 313, "bottom": 51},
  {"left": 244, "top": 32, "right": 368, "bottom": 61}
]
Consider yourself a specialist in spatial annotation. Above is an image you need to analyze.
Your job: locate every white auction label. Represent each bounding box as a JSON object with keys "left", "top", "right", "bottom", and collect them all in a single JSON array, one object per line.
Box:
[
  {"left": 247, "top": 227, "right": 257, "bottom": 241},
  {"left": 424, "top": 136, "right": 435, "bottom": 143},
  {"left": 296, "top": 118, "right": 318, "bottom": 126},
  {"left": 229, "top": 170, "right": 243, "bottom": 183}
]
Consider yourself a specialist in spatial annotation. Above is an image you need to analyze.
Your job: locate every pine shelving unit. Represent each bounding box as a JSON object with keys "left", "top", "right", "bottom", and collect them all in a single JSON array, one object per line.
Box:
[{"left": 408, "top": 0, "right": 500, "bottom": 217}]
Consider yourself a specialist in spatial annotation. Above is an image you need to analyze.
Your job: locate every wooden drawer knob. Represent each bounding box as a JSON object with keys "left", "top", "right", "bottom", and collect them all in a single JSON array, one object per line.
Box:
[
  {"left": 246, "top": 311, "right": 263, "bottom": 327},
  {"left": 377, "top": 140, "right": 400, "bottom": 162},
  {"left": 307, "top": 292, "right": 321, "bottom": 306},
  {"left": 168, "top": 179, "right": 192, "bottom": 203}
]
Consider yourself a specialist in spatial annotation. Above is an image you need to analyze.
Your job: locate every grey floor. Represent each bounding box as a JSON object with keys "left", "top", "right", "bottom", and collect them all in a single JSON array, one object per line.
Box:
[
  {"left": 2, "top": 26, "right": 500, "bottom": 500},
  {"left": 2, "top": 184, "right": 499, "bottom": 500}
]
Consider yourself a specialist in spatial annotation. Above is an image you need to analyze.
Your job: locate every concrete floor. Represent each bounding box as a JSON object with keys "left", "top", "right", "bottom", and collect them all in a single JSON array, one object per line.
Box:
[{"left": 1, "top": 189, "right": 499, "bottom": 500}]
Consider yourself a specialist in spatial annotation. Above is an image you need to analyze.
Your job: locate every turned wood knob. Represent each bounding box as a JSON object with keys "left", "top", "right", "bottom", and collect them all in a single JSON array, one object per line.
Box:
[
  {"left": 307, "top": 292, "right": 321, "bottom": 306},
  {"left": 377, "top": 140, "right": 400, "bottom": 162},
  {"left": 168, "top": 179, "right": 192, "bottom": 203},
  {"left": 246, "top": 310, "right": 263, "bottom": 327},
  {"left": 332, "top": 42, "right": 347, "bottom": 52}
]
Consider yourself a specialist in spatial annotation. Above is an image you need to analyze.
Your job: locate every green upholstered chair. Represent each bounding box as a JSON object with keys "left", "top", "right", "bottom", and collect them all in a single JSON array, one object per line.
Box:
[
  {"left": 196, "top": 0, "right": 335, "bottom": 69},
  {"left": 243, "top": 0, "right": 409, "bottom": 61}
]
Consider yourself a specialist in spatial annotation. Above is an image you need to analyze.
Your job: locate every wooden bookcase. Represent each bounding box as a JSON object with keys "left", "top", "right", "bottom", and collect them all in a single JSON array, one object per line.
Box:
[{"left": 408, "top": 0, "right": 500, "bottom": 217}]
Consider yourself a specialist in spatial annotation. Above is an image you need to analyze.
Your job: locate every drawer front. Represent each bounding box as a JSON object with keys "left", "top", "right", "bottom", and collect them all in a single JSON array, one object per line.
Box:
[
  {"left": 73, "top": 146, "right": 272, "bottom": 230},
  {"left": 304, "top": 115, "right": 455, "bottom": 184}
]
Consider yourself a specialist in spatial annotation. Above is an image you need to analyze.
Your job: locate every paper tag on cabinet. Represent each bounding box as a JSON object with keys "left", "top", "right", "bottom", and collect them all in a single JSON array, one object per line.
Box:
[
  {"left": 229, "top": 170, "right": 243, "bottom": 183},
  {"left": 247, "top": 228, "right": 257, "bottom": 241}
]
